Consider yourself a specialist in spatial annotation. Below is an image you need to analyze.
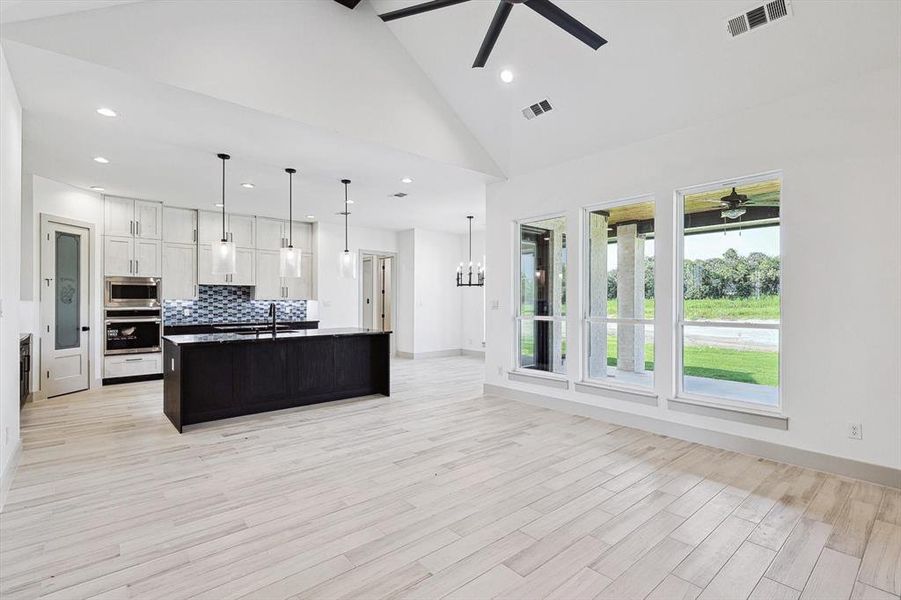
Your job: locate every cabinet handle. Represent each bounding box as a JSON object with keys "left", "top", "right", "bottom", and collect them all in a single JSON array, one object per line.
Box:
[
  {"left": 129, "top": 259, "right": 133, "bottom": 274},
  {"left": 136, "top": 260, "right": 139, "bottom": 274},
  {"left": 193, "top": 229, "right": 197, "bottom": 243},
  {"left": 130, "top": 220, "right": 134, "bottom": 235},
  {"left": 137, "top": 221, "right": 141, "bottom": 236},
  {"left": 125, "top": 358, "right": 143, "bottom": 362}
]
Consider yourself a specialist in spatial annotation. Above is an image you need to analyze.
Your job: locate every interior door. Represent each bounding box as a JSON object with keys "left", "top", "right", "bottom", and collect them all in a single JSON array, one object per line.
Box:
[
  {"left": 41, "top": 219, "right": 91, "bottom": 397},
  {"left": 362, "top": 256, "right": 373, "bottom": 329}
]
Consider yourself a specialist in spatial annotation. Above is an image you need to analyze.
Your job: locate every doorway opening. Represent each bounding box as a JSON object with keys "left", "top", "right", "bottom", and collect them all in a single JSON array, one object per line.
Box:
[
  {"left": 360, "top": 252, "right": 395, "bottom": 355},
  {"left": 40, "top": 215, "right": 94, "bottom": 398}
]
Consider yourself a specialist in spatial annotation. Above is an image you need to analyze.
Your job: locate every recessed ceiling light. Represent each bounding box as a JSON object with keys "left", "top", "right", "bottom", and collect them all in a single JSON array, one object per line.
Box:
[
  {"left": 241, "top": 182, "right": 255, "bottom": 189},
  {"left": 499, "top": 69, "right": 514, "bottom": 83},
  {"left": 401, "top": 177, "right": 413, "bottom": 184},
  {"left": 93, "top": 156, "right": 109, "bottom": 164},
  {"left": 96, "top": 107, "right": 117, "bottom": 117},
  {"left": 90, "top": 186, "right": 105, "bottom": 191},
  {"left": 306, "top": 215, "right": 315, "bottom": 220}
]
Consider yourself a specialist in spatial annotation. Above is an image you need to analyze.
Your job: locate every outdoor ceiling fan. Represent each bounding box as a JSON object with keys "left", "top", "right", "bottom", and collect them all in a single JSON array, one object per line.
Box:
[
  {"left": 335, "top": 0, "right": 607, "bottom": 68},
  {"left": 717, "top": 187, "right": 780, "bottom": 220}
]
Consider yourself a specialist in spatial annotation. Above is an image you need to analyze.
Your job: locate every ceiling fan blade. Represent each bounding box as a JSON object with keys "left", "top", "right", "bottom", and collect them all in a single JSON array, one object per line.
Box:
[
  {"left": 524, "top": 0, "right": 606, "bottom": 50},
  {"left": 333, "top": 0, "right": 363, "bottom": 8},
  {"left": 472, "top": 1, "right": 513, "bottom": 68},
  {"left": 380, "top": 0, "right": 471, "bottom": 22}
]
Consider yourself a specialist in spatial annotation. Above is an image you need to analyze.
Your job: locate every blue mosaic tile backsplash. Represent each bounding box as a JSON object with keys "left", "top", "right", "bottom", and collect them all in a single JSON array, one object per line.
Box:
[{"left": 163, "top": 285, "right": 307, "bottom": 325}]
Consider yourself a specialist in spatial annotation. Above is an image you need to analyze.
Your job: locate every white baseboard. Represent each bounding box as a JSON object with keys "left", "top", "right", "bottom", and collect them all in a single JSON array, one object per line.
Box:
[
  {"left": 461, "top": 349, "right": 485, "bottom": 358},
  {"left": 396, "top": 349, "right": 479, "bottom": 360},
  {"left": 0, "top": 439, "right": 23, "bottom": 512},
  {"left": 484, "top": 383, "right": 901, "bottom": 489}
]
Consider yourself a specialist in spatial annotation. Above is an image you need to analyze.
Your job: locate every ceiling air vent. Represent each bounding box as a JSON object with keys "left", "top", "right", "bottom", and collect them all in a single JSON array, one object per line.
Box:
[
  {"left": 726, "top": 0, "right": 792, "bottom": 38},
  {"left": 522, "top": 99, "right": 553, "bottom": 120},
  {"left": 392, "top": 192, "right": 408, "bottom": 198}
]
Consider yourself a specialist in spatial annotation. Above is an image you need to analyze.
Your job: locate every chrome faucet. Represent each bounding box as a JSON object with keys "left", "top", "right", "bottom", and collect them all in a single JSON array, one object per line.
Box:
[{"left": 268, "top": 303, "right": 277, "bottom": 335}]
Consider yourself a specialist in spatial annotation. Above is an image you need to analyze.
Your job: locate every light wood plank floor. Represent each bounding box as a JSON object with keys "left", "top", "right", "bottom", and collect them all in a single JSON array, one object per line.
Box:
[{"left": 2, "top": 356, "right": 899, "bottom": 600}]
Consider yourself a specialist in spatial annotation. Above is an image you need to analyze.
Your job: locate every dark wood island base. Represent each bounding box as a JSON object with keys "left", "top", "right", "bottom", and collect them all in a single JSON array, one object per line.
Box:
[{"left": 163, "top": 328, "right": 390, "bottom": 432}]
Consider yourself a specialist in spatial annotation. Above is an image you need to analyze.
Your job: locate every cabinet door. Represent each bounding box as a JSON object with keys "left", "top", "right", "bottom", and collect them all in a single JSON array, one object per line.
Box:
[
  {"left": 198, "top": 244, "right": 226, "bottom": 285},
  {"left": 231, "top": 248, "right": 256, "bottom": 286},
  {"left": 135, "top": 200, "right": 163, "bottom": 240},
  {"left": 254, "top": 250, "right": 282, "bottom": 299},
  {"left": 104, "top": 197, "right": 134, "bottom": 237},
  {"left": 134, "top": 239, "right": 162, "bottom": 277},
  {"left": 228, "top": 215, "right": 255, "bottom": 248},
  {"left": 256, "top": 218, "right": 285, "bottom": 251},
  {"left": 162, "top": 243, "right": 197, "bottom": 299},
  {"left": 198, "top": 210, "right": 225, "bottom": 245},
  {"left": 289, "top": 221, "right": 313, "bottom": 253},
  {"left": 104, "top": 236, "right": 134, "bottom": 276},
  {"left": 286, "top": 253, "right": 314, "bottom": 299},
  {"left": 163, "top": 207, "right": 197, "bottom": 244}
]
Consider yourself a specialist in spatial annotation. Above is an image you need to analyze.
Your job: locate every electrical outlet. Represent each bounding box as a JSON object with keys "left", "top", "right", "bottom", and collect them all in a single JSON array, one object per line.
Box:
[
  {"left": 182, "top": 308, "right": 191, "bottom": 316},
  {"left": 848, "top": 423, "right": 862, "bottom": 440}
]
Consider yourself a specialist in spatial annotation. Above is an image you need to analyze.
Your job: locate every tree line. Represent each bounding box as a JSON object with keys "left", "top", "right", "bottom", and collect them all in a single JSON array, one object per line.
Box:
[{"left": 608, "top": 249, "right": 780, "bottom": 299}]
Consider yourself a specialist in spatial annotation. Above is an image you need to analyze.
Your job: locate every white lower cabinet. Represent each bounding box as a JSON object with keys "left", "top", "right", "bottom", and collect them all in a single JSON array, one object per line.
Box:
[
  {"left": 104, "top": 353, "right": 162, "bottom": 378},
  {"left": 162, "top": 243, "right": 197, "bottom": 299}
]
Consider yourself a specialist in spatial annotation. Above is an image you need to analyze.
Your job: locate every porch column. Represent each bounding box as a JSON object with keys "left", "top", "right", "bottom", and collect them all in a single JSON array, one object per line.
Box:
[
  {"left": 588, "top": 211, "right": 608, "bottom": 378},
  {"left": 616, "top": 223, "right": 645, "bottom": 372}
]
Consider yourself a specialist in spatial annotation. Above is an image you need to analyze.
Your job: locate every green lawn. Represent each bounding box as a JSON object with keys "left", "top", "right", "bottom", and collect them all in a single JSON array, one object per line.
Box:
[
  {"left": 602, "top": 337, "right": 777, "bottom": 386},
  {"left": 606, "top": 295, "right": 779, "bottom": 321}
]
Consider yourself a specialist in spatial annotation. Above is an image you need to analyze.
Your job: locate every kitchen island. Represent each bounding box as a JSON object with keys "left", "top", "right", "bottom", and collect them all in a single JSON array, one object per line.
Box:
[{"left": 162, "top": 328, "right": 390, "bottom": 432}]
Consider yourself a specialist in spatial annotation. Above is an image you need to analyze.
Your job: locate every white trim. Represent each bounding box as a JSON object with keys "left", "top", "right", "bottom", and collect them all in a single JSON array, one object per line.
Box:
[
  {"left": 396, "top": 349, "right": 464, "bottom": 360},
  {"left": 508, "top": 370, "right": 569, "bottom": 389},
  {"left": 673, "top": 171, "right": 784, "bottom": 412},
  {"left": 669, "top": 397, "right": 787, "bottom": 429},
  {"left": 574, "top": 380, "right": 658, "bottom": 406},
  {"left": 0, "top": 439, "right": 23, "bottom": 513},
  {"left": 461, "top": 349, "right": 485, "bottom": 358},
  {"left": 484, "top": 383, "right": 900, "bottom": 489}
]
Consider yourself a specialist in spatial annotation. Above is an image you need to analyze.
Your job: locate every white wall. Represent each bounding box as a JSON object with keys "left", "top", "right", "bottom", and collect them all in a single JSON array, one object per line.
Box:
[
  {"left": 25, "top": 176, "right": 105, "bottom": 386},
  {"left": 460, "top": 230, "right": 485, "bottom": 354},
  {"left": 395, "top": 229, "right": 415, "bottom": 355},
  {"left": 412, "top": 229, "right": 463, "bottom": 355},
  {"left": 485, "top": 65, "right": 901, "bottom": 470},
  {"left": 315, "top": 221, "right": 399, "bottom": 329},
  {"left": 0, "top": 44, "right": 23, "bottom": 481}
]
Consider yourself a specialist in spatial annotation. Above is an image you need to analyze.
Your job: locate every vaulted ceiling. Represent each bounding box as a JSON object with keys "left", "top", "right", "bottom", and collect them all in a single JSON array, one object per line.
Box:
[{"left": 1, "top": 0, "right": 898, "bottom": 231}]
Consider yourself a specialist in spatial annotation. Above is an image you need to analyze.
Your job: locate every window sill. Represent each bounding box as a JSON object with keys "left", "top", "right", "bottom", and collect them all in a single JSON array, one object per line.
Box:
[
  {"left": 575, "top": 380, "right": 658, "bottom": 406},
  {"left": 668, "top": 395, "right": 788, "bottom": 430},
  {"left": 508, "top": 370, "right": 569, "bottom": 390}
]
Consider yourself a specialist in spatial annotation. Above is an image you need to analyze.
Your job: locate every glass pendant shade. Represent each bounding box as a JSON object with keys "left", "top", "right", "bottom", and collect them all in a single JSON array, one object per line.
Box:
[
  {"left": 280, "top": 246, "right": 302, "bottom": 278},
  {"left": 338, "top": 249, "right": 357, "bottom": 279},
  {"left": 212, "top": 239, "right": 236, "bottom": 274}
]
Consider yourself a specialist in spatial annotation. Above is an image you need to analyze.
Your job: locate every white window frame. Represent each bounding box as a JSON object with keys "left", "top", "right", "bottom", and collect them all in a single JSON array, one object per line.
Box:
[
  {"left": 674, "top": 171, "right": 783, "bottom": 414},
  {"left": 580, "top": 195, "right": 656, "bottom": 393},
  {"left": 513, "top": 213, "right": 568, "bottom": 378}
]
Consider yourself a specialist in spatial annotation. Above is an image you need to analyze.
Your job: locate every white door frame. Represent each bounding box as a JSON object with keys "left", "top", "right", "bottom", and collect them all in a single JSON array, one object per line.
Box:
[
  {"left": 39, "top": 214, "right": 95, "bottom": 398},
  {"left": 358, "top": 250, "right": 397, "bottom": 356}
]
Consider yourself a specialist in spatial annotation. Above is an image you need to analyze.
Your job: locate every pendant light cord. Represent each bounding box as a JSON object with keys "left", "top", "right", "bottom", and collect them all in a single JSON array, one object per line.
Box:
[
  {"left": 468, "top": 216, "right": 473, "bottom": 264},
  {"left": 217, "top": 153, "right": 230, "bottom": 242},
  {"left": 343, "top": 180, "right": 350, "bottom": 253},
  {"left": 288, "top": 169, "right": 294, "bottom": 248}
]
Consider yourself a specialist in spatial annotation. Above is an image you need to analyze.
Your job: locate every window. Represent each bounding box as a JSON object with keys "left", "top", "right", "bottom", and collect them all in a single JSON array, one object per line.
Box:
[
  {"left": 583, "top": 198, "right": 655, "bottom": 390},
  {"left": 517, "top": 216, "right": 567, "bottom": 375},
  {"left": 677, "top": 175, "right": 781, "bottom": 409}
]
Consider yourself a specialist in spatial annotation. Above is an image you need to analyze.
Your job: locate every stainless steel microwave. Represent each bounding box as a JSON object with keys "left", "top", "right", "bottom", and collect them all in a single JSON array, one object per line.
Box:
[{"left": 104, "top": 277, "right": 161, "bottom": 308}]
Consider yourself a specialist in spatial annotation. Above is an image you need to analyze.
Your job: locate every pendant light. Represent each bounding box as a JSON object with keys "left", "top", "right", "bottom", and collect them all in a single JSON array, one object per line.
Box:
[
  {"left": 279, "top": 168, "right": 302, "bottom": 278},
  {"left": 456, "top": 215, "right": 484, "bottom": 287},
  {"left": 338, "top": 178, "right": 356, "bottom": 279},
  {"left": 211, "top": 153, "right": 236, "bottom": 275}
]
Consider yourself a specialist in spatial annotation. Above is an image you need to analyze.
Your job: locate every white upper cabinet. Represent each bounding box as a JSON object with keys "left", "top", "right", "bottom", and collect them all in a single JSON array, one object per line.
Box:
[
  {"left": 162, "top": 244, "right": 197, "bottom": 299},
  {"left": 104, "top": 236, "right": 134, "bottom": 276},
  {"left": 231, "top": 248, "right": 256, "bottom": 286},
  {"left": 104, "top": 196, "right": 135, "bottom": 237},
  {"left": 256, "top": 218, "right": 286, "bottom": 251},
  {"left": 197, "top": 244, "right": 222, "bottom": 285},
  {"left": 163, "top": 207, "right": 197, "bottom": 244},
  {"left": 228, "top": 215, "right": 255, "bottom": 248},
  {"left": 289, "top": 221, "right": 313, "bottom": 253},
  {"left": 254, "top": 250, "right": 282, "bottom": 299},
  {"left": 134, "top": 239, "right": 162, "bottom": 277},
  {"left": 198, "top": 210, "right": 225, "bottom": 245},
  {"left": 134, "top": 200, "right": 162, "bottom": 239},
  {"left": 286, "top": 254, "right": 314, "bottom": 299}
]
